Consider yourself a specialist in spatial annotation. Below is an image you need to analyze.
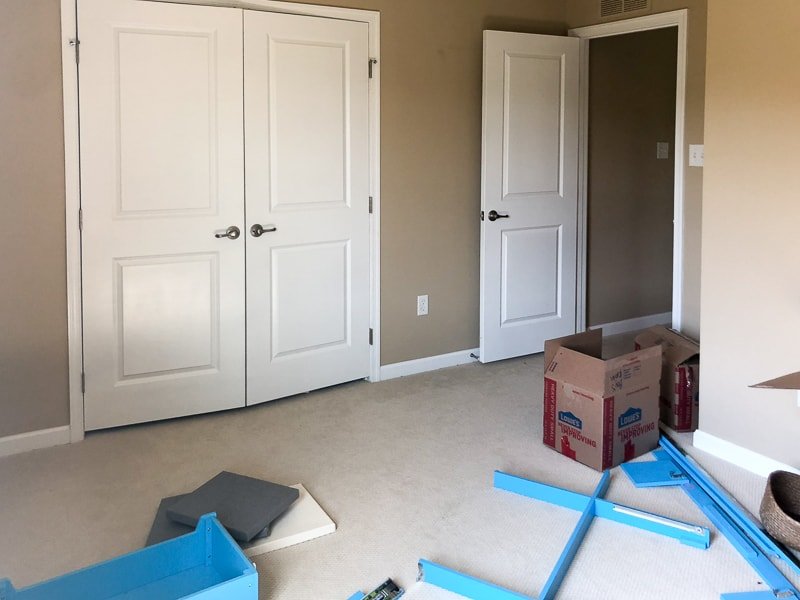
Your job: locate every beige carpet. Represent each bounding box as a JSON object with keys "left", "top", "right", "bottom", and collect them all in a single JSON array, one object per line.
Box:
[{"left": 0, "top": 341, "right": 797, "bottom": 599}]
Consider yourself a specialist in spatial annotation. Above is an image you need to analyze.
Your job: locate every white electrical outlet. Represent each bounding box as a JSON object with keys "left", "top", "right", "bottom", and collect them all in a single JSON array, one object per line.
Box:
[{"left": 417, "top": 295, "right": 429, "bottom": 316}]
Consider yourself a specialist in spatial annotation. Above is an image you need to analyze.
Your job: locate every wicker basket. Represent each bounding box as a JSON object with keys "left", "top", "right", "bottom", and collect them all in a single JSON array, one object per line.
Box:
[{"left": 760, "top": 470, "right": 800, "bottom": 551}]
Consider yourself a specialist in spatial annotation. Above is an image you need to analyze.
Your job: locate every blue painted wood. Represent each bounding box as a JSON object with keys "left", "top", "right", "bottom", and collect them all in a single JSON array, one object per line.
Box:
[
  {"left": 417, "top": 559, "right": 531, "bottom": 600},
  {"left": 417, "top": 464, "right": 716, "bottom": 600},
  {"left": 619, "top": 460, "right": 687, "bottom": 487},
  {"left": 660, "top": 436, "right": 800, "bottom": 577},
  {"left": 681, "top": 482, "right": 797, "bottom": 598},
  {"left": 721, "top": 593, "right": 790, "bottom": 599},
  {"left": 0, "top": 514, "right": 257, "bottom": 600},
  {"left": 651, "top": 449, "right": 672, "bottom": 462},
  {"left": 347, "top": 593, "right": 365, "bottom": 600},
  {"left": 658, "top": 436, "right": 799, "bottom": 599},
  {"left": 593, "top": 499, "right": 709, "bottom": 548},
  {"left": 496, "top": 469, "right": 708, "bottom": 549},
  {"left": 538, "top": 471, "right": 610, "bottom": 600},
  {"left": 493, "top": 471, "right": 590, "bottom": 512}
]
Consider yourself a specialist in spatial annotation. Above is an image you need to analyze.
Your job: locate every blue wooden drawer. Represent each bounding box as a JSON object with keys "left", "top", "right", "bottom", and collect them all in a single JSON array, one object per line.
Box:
[{"left": 0, "top": 514, "right": 258, "bottom": 600}]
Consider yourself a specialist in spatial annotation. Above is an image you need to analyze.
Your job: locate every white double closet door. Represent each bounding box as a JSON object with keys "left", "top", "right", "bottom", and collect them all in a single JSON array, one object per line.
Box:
[{"left": 79, "top": 0, "right": 371, "bottom": 430}]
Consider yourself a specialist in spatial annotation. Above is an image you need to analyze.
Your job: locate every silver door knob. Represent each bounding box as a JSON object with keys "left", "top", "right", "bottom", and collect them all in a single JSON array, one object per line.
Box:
[
  {"left": 487, "top": 210, "right": 509, "bottom": 222},
  {"left": 215, "top": 226, "right": 241, "bottom": 240},
  {"left": 250, "top": 224, "right": 277, "bottom": 238}
]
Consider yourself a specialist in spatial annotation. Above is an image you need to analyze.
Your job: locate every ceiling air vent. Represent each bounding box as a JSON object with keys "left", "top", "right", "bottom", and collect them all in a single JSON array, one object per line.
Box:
[
  {"left": 624, "top": 0, "right": 651, "bottom": 11},
  {"left": 600, "top": 0, "right": 651, "bottom": 18},
  {"left": 600, "top": 0, "right": 623, "bottom": 17}
]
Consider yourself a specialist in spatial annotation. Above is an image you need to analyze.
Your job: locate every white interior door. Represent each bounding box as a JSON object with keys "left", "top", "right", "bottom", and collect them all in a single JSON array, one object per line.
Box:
[
  {"left": 244, "top": 11, "right": 371, "bottom": 403},
  {"left": 479, "top": 31, "right": 580, "bottom": 363},
  {"left": 79, "top": 0, "right": 246, "bottom": 429}
]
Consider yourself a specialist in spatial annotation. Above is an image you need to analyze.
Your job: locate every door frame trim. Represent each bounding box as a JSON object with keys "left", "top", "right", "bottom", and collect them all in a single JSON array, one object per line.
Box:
[
  {"left": 60, "top": 0, "right": 83, "bottom": 443},
  {"left": 60, "top": 0, "right": 382, "bottom": 442},
  {"left": 568, "top": 9, "right": 688, "bottom": 333}
]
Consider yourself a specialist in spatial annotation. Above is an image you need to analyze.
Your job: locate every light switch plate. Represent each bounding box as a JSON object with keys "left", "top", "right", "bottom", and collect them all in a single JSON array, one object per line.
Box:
[{"left": 689, "top": 144, "right": 704, "bottom": 167}]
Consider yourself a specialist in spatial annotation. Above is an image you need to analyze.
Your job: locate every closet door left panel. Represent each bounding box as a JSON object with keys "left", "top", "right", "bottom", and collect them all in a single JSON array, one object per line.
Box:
[{"left": 79, "top": 0, "right": 245, "bottom": 430}]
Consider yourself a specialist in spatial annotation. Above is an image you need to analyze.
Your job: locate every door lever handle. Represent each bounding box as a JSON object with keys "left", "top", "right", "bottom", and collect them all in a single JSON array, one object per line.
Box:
[
  {"left": 250, "top": 224, "right": 277, "bottom": 238},
  {"left": 487, "top": 210, "right": 509, "bottom": 222},
  {"left": 214, "top": 225, "right": 241, "bottom": 240}
]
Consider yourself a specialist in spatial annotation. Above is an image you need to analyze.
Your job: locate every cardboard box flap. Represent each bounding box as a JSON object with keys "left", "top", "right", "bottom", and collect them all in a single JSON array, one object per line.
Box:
[
  {"left": 663, "top": 343, "right": 699, "bottom": 367},
  {"left": 546, "top": 346, "right": 607, "bottom": 394},
  {"left": 633, "top": 327, "right": 664, "bottom": 349},
  {"left": 603, "top": 345, "right": 663, "bottom": 397},
  {"left": 751, "top": 371, "right": 800, "bottom": 391},
  {"left": 544, "top": 328, "right": 602, "bottom": 371},
  {"left": 635, "top": 325, "right": 699, "bottom": 366}
]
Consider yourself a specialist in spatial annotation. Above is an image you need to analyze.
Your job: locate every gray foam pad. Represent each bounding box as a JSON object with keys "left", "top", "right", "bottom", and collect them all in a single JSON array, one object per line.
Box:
[
  {"left": 166, "top": 471, "right": 299, "bottom": 543},
  {"left": 146, "top": 494, "right": 272, "bottom": 547}
]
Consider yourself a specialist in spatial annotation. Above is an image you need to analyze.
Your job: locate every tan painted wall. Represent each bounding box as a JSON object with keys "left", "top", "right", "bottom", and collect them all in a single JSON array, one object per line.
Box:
[
  {"left": 587, "top": 28, "right": 676, "bottom": 327},
  {"left": 700, "top": 0, "right": 800, "bottom": 468},
  {"left": 0, "top": 0, "right": 70, "bottom": 437},
  {"left": 0, "top": 0, "right": 568, "bottom": 437},
  {"left": 281, "top": 0, "right": 567, "bottom": 364},
  {"left": 565, "top": 0, "right": 707, "bottom": 339}
]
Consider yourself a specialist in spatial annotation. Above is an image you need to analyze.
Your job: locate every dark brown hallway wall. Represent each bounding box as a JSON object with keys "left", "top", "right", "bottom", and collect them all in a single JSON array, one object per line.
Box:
[{"left": 587, "top": 27, "right": 677, "bottom": 326}]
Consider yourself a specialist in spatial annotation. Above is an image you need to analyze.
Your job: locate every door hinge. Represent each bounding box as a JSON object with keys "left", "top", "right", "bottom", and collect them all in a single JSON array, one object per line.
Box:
[
  {"left": 80, "top": 372, "right": 86, "bottom": 393},
  {"left": 368, "top": 58, "right": 377, "bottom": 79},
  {"left": 78, "top": 208, "right": 83, "bottom": 231},
  {"left": 69, "top": 38, "right": 80, "bottom": 64},
  {"left": 369, "top": 196, "right": 373, "bottom": 214},
  {"left": 369, "top": 328, "right": 374, "bottom": 345}
]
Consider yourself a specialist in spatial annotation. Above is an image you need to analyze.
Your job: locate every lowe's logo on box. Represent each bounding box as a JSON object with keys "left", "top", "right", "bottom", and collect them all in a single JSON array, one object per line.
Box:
[
  {"left": 618, "top": 407, "right": 642, "bottom": 429},
  {"left": 558, "top": 411, "right": 583, "bottom": 430}
]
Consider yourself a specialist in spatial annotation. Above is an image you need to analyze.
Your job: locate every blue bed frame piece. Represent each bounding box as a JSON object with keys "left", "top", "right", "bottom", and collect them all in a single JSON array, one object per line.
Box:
[
  {"left": 0, "top": 514, "right": 257, "bottom": 600},
  {"left": 493, "top": 470, "right": 709, "bottom": 550},
  {"left": 350, "top": 435, "right": 799, "bottom": 600},
  {"left": 411, "top": 467, "right": 710, "bottom": 600},
  {"left": 621, "top": 436, "right": 800, "bottom": 600}
]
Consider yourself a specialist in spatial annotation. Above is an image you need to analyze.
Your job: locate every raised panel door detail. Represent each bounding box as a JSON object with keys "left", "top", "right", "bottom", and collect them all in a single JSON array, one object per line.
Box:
[
  {"left": 270, "top": 241, "right": 349, "bottom": 358},
  {"left": 79, "top": 0, "right": 245, "bottom": 429},
  {"left": 269, "top": 39, "right": 348, "bottom": 211},
  {"left": 115, "top": 29, "right": 218, "bottom": 216},
  {"left": 503, "top": 53, "right": 564, "bottom": 199},
  {"left": 115, "top": 254, "right": 219, "bottom": 380},
  {"left": 480, "top": 32, "right": 579, "bottom": 363},
  {"left": 244, "top": 10, "right": 369, "bottom": 406},
  {"left": 501, "top": 226, "right": 561, "bottom": 325}
]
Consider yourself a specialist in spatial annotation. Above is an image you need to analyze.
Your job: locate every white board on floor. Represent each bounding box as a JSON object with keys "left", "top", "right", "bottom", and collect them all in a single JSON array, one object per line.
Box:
[{"left": 242, "top": 484, "right": 336, "bottom": 557}]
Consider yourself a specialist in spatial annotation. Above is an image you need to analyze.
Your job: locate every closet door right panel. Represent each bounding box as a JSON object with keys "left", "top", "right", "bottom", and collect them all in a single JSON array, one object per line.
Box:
[{"left": 244, "top": 11, "right": 371, "bottom": 404}]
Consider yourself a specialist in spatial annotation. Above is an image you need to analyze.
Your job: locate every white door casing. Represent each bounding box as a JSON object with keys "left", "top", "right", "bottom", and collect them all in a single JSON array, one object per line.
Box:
[
  {"left": 244, "top": 11, "right": 371, "bottom": 403},
  {"left": 479, "top": 31, "right": 580, "bottom": 363},
  {"left": 569, "top": 11, "right": 688, "bottom": 333},
  {"left": 79, "top": 0, "right": 246, "bottom": 429}
]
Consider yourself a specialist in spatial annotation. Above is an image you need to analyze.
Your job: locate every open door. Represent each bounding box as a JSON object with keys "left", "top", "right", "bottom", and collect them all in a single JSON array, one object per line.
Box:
[{"left": 479, "top": 31, "right": 580, "bottom": 363}]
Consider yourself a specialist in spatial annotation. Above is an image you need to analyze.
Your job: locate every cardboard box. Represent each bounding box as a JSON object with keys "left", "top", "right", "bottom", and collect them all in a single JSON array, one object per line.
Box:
[
  {"left": 752, "top": 371, "right": 800, "bottom": 390},
  {"left": 542, "top": 329, "right": 662, "bottom": 471},
  {"left": 634, "top": 326, "right": 700, "bottom": 432},
  {"left": 751, "top": 371, "right": 800, "bottom": 407}
]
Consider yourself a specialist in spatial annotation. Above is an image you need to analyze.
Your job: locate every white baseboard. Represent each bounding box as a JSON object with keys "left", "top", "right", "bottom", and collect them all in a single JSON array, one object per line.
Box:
[
  {"left": 591, "top": 312, "right": 672, "bottom": 337},
  {"left": 380, "top": 348, "right": 479, "bottom": 381},
  {"left": 0, "top": 425, "right": 71, "bottom": 459},
  {"left": 693, "top": 429, "right": 799, "bottom": 478}
]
